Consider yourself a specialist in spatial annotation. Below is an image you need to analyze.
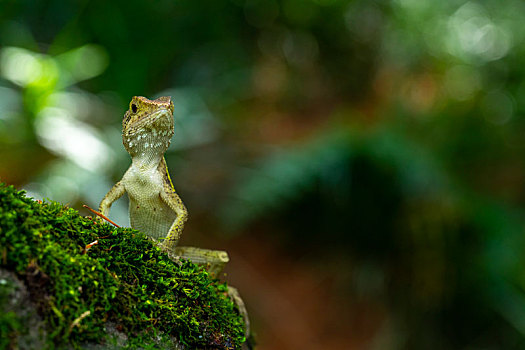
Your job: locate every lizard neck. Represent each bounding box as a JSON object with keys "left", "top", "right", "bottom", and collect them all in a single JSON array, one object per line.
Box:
[
  {"left": 131, "top": 150, "right": 164, "bottom": 171},
  {"left": 125, "top": 130, "right": 172, "bottom": 172}
]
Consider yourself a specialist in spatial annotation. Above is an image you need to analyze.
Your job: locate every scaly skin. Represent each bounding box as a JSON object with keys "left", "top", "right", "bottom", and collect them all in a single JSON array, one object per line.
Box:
[{"left": 99, "top": 96, "right": 187, "bottom": 249}]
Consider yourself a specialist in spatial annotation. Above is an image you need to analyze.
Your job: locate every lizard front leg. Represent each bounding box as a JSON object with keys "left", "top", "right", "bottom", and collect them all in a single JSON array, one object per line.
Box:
[
  {"left": 159, "top": 181, "right": 188, "bottom": 250},
  {"left": 99, "top": 180, "right": 126, "bottom": 218}
]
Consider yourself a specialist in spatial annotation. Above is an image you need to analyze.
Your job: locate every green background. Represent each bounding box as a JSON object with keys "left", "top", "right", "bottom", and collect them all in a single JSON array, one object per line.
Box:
[{"left": 2, "top": 0, "right": 525, "bottom": 348}]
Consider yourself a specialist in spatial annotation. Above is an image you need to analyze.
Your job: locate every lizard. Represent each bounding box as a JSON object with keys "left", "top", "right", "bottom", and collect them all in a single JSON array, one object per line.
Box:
[
  {"left": 98, "top": 96, "right": 250, "bottom": 336},
  {"left": 99, "top": 96, "right": 187, "bottom": 249},
  {"left": 99, "top": 96, "right": 229, "bottom": 266}
]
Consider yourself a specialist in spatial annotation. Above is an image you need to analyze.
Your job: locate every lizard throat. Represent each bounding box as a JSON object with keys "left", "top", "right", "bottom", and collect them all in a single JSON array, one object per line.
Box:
[
  {"left": 121, "top": 109, "right": 174, "bottom": 169},
  {"left": 124, "top": 132, "right": 171, "bottom": 165}
]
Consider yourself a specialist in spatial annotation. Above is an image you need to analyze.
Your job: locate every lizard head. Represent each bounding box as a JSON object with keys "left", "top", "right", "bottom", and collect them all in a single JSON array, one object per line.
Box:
[{"left": 122, "top": 96, "right": 175, "bottom": 156}]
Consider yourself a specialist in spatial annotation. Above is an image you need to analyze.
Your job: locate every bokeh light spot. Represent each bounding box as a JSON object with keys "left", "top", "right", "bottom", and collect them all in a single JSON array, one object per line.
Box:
[
  {"left": 447, "top": 2, "right": 512, "bottom": 62},
  {"left": 0, "top": 47, "right": 58, "bottom": 87},
  {"left": 35, "top": 107, "right": 111, "bottom": 172}
]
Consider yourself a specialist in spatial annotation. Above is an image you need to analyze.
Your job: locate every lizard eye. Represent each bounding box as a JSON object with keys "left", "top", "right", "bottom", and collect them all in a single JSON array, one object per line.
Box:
[{"left": 131, "top": 104, "right": 138, "bottom": 113}]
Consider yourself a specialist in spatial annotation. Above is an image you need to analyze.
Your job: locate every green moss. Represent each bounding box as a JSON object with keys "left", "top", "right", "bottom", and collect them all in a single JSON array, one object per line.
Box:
[{"left": 0, "top": 183, "right": 245, "bottom": 349}]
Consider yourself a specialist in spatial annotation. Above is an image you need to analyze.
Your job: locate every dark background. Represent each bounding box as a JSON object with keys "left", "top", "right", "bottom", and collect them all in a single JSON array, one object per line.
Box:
[{"left": 2, "top": 0, "right": 525, "bottom": 348}]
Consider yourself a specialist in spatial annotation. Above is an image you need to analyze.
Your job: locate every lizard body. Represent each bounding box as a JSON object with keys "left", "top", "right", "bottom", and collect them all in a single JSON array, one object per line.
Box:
[{"left": 99, "top": 96, "right": 187, "bottom": 248}]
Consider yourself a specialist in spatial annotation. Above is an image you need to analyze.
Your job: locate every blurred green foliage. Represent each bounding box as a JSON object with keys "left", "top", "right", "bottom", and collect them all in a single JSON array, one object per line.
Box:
[{"left": 2, "top": 0, "right": 525, "bottom": 348}]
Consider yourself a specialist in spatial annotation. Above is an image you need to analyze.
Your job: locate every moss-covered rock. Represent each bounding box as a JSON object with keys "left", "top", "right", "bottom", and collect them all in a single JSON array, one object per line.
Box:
[{"left": 0, "top": 183, "right": 245, "bottom": 349}]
